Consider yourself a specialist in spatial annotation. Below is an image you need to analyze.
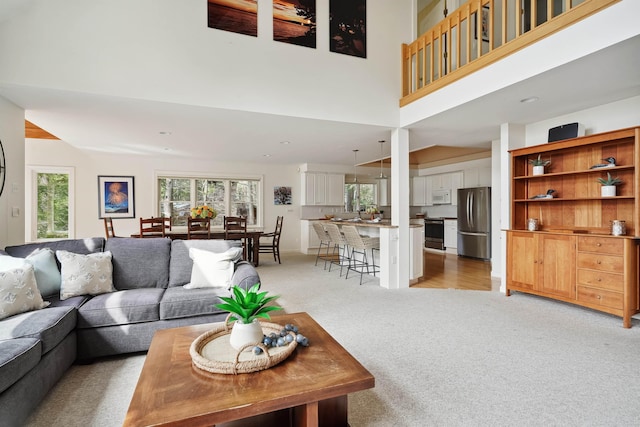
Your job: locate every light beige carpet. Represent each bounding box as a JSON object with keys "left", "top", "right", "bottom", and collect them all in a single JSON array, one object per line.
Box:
[{"left": 27, "top": 253, "right": 640, "bottom": 426}]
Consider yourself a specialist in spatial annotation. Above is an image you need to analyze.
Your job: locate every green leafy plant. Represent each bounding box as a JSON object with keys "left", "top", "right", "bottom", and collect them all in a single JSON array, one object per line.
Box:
[
  {"left": 215, "top": 284, "right": 282, "bottom": 324},
  {"left": 597, "top": 172, "right": 622, "bottom": 186},
  {"left": 528, "top": 154, "right": 551, "bottom": 167}
]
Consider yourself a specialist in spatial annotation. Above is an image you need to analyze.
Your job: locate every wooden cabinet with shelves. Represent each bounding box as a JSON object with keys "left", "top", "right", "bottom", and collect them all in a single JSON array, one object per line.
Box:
[{"left": 506, "top": 127, "right": 640, "bottom": 328}]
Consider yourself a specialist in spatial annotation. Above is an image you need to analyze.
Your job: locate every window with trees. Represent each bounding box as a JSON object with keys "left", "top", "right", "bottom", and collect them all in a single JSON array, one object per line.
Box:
[
  {"left": 157, "top": 175, "right": 261, "bottom": 227},
  {"left": 27, "top": 166, "right": 75, "bottom": 241},
  {"left": 344, "top": 183, "right": 377, "bottom": 213}
]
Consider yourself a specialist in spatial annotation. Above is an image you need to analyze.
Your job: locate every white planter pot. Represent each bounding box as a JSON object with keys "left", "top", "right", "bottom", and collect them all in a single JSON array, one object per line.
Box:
[
  {"left": 229, "top": 319, "right": 264, "bottom": 350},
  {"left": 601, "top": 185, "right": 617, "bottom": 197},
  {"left": 532, "top": 165, "right": 545, "bottom": 176}
]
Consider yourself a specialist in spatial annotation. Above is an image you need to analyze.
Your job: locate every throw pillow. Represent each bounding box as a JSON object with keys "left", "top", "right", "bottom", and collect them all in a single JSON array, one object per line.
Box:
[
  {"left": 184, "top": 247, "right": 243, "bottom": 289},
  {"left": 24, "top": 248, "right": 62, "bottom": 298},
  {"left": 56, "top": 250, "right": 115, "bottom": 300},
  {"left": 0, "top": 264, "right": 50, "bottom": 320}
]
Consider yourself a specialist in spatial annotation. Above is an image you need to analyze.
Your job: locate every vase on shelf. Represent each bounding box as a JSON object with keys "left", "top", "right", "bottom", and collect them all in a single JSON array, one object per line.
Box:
[
  {"left": 601, "top": 185, "right": 616, "bottom": 197},
  {"left": 532, "top": 165, "right": 545, "bottom": 176}
]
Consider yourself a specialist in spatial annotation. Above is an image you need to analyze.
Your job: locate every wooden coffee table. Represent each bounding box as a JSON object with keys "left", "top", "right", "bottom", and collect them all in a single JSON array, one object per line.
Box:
[{"left": 123, "top": 312, "right": 374, "bottom": 427}]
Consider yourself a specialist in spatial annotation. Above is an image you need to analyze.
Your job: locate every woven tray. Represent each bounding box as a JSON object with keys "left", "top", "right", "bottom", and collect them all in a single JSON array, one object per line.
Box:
[{"left": 190, "top": 321, "right": 297, "bottom": 375}]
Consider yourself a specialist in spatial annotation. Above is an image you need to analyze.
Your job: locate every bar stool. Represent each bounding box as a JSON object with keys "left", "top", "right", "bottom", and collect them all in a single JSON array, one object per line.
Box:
[
  {"left": 341, "top": 225, "right": 380, "bottom": 285},
  {"left": 324, "top": 223, "right": 350, "bottom": 277},
  {"left": 312, "top": 222, "right": 332, "bottom": 269}
]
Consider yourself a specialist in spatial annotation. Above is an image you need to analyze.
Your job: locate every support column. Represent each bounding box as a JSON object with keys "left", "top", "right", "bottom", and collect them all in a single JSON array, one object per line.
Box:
[{"left": 390, "top": 128, "right": 410, "bottom": 289}]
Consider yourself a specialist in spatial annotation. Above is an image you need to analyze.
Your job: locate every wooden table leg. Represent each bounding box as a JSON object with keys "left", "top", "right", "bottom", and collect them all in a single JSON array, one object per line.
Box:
[{"left": 293, "top": 401, "right": 319, "bottom": 427}]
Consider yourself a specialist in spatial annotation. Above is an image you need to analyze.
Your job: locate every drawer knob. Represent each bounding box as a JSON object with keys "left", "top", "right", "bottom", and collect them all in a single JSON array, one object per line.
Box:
[
  {"left": 596, "top": 243, "right": 602, "bottom": 247},
  {"left": 597, "top": 260, "right": 602, "bottom": 264},
  {"left": 597, "top": 277, "right": 602, "bottom": 282}
]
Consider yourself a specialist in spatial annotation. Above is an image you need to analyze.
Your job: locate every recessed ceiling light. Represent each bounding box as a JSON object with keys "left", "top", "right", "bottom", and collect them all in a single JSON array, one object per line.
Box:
[
  {"left": 159, "top": 131, "right": 172, "bottom": 135},
  {"left": 263, "top": 154, "right": 272, "bottom": 157},
  {"left": 520, "top": 96, "right": 539, "bottom": 104},
  {"left": 280, "top": 141, "right": 291, "bottom": 145}
]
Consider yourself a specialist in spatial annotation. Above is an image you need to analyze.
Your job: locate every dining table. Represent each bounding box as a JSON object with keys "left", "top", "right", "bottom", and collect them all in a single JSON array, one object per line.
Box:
[{"left": 130, "top": 229, "right": 264, "bottom": 266}]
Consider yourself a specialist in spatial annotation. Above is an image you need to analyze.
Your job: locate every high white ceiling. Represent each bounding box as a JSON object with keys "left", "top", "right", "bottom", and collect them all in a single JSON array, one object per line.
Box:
[{"left": 1, "top": 3, "right": 639, "bottom": 167}]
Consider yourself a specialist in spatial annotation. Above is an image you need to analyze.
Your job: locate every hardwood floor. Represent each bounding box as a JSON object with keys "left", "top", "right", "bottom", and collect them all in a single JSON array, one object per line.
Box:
[{"left": 412, "top": 249, "right": 496, "bottom": 291}]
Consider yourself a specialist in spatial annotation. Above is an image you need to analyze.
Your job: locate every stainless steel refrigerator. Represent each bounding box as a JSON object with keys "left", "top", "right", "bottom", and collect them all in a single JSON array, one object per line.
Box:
[{"left": 457, "top": 187, "right": 491, "bottom": 260}]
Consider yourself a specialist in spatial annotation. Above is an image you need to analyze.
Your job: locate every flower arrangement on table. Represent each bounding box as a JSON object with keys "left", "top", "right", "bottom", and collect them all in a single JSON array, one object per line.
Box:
[
  {"left": 365, "top": 205, "right": 379, "bottom": 214},
  {"left": 191, "top": 205, "right": 217, "bottom": 219}
]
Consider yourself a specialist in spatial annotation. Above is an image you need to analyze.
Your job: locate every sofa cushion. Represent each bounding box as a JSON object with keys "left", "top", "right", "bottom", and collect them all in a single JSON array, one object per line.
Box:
[
  {"left": 185, "top": 247, "right": 243, "bottom": 289},
  {"left": 24, "top": 248, "right": 62, "bottom": 298},
  {"left": 169, "top": 240, "right": 242, "bottom": 287},
  {"left": 4, "top": 238, "right": 105, "bottom": 270},
  {"left": 76, "top": 288, "right": 164, "bottom": 328},
  {"left": 105, "top": 238, "right": 171, "bottom": 290},
  {"left": 0, "top": 338, "right": 42, "bottom": 394},
  {"left": 160, "top": 286, "right": 230, "bottom": 320},
  {"left": 0, "top": 264, "right": 50, "bottom": 320},
  {"left": 0, "top": 306, "right": 76, "bottom": 354},
  {"left": 56, "top": 250, "right": 115, "bottom": 300}
]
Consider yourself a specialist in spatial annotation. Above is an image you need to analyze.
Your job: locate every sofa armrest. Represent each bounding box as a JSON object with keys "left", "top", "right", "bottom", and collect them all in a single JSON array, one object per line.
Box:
[{"left": 231, "top": 261, "right": 261, "bottom": 290}]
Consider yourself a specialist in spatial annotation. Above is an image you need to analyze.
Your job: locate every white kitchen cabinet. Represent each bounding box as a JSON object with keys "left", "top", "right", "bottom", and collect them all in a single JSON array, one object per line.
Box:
[
  {"left": 411, "top": 176, "right": 427, "bottom": 206},
  {"left": 444, "top": 219, "right": 457, "bottom": 252},
  {"left": 302, "top": 172, "right": 344, "bottom": 206},
  {"left": 450, "top": 171, "right": 463, "bottom": 206},
  {"left": 326, "top": 173, "right": 345, "bottom": 206},
  {"left": 300, "top": 220, "right": 322, "bottom": 254},
  {"left": 463, "top": 167, "right": 491, "bottom": 188}
]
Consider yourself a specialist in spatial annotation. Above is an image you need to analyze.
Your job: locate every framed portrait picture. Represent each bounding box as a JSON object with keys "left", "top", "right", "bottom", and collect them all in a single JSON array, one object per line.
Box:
[{"left": 98, "top": 175, "right": 135, "bottom": 219}]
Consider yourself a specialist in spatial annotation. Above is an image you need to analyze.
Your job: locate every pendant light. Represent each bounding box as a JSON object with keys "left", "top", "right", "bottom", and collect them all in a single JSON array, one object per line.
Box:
[
  {"left": 352, "top": 149, "right": 359, "bottom": 183},
  {"left": 376, "top": 140, "right": 387, "bottom": 180}
]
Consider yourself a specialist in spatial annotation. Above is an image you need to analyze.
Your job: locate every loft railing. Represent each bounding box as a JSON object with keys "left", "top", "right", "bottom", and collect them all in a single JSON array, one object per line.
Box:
[{"left": 401, "top": 0, "right": 619, "bottom": 107}]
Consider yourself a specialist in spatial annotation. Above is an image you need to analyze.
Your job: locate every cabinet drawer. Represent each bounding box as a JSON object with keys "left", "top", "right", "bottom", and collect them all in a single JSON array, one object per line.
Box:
[
  {"left": 576, "top": 253, "right": 623, "bottom": 273},
  {"left": 576, "top": 269, "right": 623, "bottom": 292},
  {"left": 577, "top": 237, "right": 623, "bottom": 254},
  {"left": 577, "top": 286, "right": 623, "bottom": 310}
]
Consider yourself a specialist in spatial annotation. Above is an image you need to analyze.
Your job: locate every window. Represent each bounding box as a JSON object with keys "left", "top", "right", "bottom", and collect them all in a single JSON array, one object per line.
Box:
[
  {"left": 344, "top": 183, "right": 377, "bottom": 213},
  {"left": 26, "top": 166, "right": 75, "bottom": 241},
  {"left": 157, "top": 175, "right": 261, "bottom": 227}
]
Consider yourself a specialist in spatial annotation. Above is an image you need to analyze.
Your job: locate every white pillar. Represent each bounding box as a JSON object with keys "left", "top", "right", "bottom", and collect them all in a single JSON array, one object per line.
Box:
[
  {"left": 499, "top": 123, "right": 525, "bottom": 293},
  {"left": 390, "top": 128, "right": 410, "bottom": 289}
]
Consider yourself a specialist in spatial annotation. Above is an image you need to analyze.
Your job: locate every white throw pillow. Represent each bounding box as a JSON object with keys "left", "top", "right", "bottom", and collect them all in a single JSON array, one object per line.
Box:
[
  {"left": 184, "top": 247, "right": 243, "bottom": 289},
  {"left": 56, "top": 250, "right": 115, "bottom": 300},
  {"left": 0, "top": 264, "right": 50, "bottom": 320}
]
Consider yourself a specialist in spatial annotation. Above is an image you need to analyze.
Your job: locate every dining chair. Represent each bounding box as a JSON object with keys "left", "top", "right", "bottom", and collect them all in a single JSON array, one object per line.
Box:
[
  {"left": 139, "top": 217, "right": 170, "bottom": 238},
  {"left": 187, "top": 216, "right": 211, "bottom": 239},
  {"left": 258, "top": 216, "right": 283, "bottom": 263},
  {"left": 103, "top": 217, "right": 116, "bottom": 239},
  {"left": 224, "top": 216, "right": 248, "bottom": 260}
]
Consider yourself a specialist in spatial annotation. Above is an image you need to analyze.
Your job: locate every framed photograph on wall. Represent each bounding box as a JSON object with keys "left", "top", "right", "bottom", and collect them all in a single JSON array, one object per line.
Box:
[
  {"left": 207, "top": 0, "right": 257, "bottom": 37},
  {"left": 274, "top": 186, "right": 292, "bottom": 205},
  {"left": 473, "top": 6, "right": 490, "bottom": 43},
  {"left": 329, "top": 0, "right": 366, "bottom": 58},
  {"left": 98, "top": 175, "right": 135, "bottom": 219},
  {"left": 273, "top": 0, "right": 316, "bottom": 48}
]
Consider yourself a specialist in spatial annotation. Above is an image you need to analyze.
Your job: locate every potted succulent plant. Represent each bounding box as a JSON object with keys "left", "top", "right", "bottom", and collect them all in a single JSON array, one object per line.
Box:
[
  {"left": 215, "top": 284, "right": 282, "bottom": 350},
  {"left": 598, "top": 172, "right": 622, "bottom": 197},
  {"left": 529, "top": 154, "right": 551, "bottom": 175}
]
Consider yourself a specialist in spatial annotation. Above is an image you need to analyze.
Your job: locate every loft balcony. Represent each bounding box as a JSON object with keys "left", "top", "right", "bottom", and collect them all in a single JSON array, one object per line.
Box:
[{"left": 401, "top": 0, "right": 620, "bottom": 107}]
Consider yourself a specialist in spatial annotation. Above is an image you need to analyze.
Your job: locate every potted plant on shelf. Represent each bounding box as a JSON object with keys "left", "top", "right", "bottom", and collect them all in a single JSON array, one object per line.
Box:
[
  {"left": 215, "top": 284, "right": 282, "bottom": 350},
  {"left": 597, "top": 172, "right": 622, "bottom": 197},
  {"left": 528, "top": 154, "right": 551, "bottom": 175}
]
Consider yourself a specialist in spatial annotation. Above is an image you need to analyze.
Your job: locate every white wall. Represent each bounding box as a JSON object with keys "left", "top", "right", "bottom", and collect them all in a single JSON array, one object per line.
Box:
[
  {"left": 0, "top": 0, "right": 413, "bottom": 128},
  {"left": 25, "top": 139, "right": 302, "bottom": 252},
  {"left": 0, "top": 96, "right": 24, "bottom": 247}
]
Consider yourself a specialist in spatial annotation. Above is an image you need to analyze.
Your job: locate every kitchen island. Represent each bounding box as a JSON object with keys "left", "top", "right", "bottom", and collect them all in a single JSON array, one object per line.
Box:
[{"left": 312, "top": 219, "right": 423, "bottom": 289}]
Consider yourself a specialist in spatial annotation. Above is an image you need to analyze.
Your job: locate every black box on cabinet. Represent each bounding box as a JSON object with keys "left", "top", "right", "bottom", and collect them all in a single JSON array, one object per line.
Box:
[{"left": 548, "top": 122, "right": 585, "bottom": 142}]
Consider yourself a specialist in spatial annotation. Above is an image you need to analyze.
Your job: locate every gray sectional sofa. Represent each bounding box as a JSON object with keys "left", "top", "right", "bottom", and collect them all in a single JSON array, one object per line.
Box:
[{"left": 0, "top": 237, "right": 260, "bottom": 427}]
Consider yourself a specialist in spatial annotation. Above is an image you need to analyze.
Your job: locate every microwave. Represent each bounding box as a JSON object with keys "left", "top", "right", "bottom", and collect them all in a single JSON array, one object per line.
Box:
[{"left": 432, "top": 189, "right": 451, "bottom": 205}]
